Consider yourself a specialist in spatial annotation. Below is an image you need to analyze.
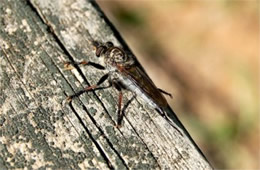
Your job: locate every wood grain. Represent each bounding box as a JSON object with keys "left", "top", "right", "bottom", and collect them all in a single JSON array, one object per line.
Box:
[{"left": 0, "top": 0, "right": 212, "bottom": 169}]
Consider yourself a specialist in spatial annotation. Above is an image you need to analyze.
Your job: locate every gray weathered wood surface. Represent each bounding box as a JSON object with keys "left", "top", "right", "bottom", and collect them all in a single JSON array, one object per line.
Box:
[{"left": 0, "top": 0, "right": 212, "bottom": 169}]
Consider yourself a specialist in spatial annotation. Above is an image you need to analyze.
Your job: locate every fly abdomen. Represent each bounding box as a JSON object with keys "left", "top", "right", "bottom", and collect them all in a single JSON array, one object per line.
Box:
[{"left": 118, "top": 75, "right": 159, "bottom": 110}]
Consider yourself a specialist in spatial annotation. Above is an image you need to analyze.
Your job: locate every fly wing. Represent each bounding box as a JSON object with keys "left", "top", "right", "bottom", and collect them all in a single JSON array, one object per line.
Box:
[{"left": 122, "top": 64, "right": 168, "bottom": 108}]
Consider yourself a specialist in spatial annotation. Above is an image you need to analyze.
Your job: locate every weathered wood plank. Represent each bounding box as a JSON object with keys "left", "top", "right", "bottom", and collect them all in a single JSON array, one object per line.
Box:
[{"left": 0, "top": 0, "right": 212, "bottom": 169}]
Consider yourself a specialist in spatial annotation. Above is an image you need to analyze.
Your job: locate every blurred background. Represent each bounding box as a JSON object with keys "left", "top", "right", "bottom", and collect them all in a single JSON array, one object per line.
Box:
[{"left": 96, "top": 0, "right": 259, "bottom": 169}]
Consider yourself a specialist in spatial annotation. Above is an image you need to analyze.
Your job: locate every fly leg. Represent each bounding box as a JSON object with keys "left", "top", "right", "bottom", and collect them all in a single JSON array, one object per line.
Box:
[
  {"left": 116, "top": 91, "right": 123, "bottom": 128},
  {"left": 155, "top": 107, "right": 183, "bottom": 136},
  {"left": 110, "top": 81, "right": 124, "bottom": 128},
  {"left": 118, "top": 94, "right": 136, "bottom": 127},
  {"left": 64, "top": 60, "right": 105, "bottom": 70},
  {"left": 111, "top": 80, "right": 137, "bottom": 128},
  {"left": 158, "top": 88, "right": 173, "bottom": 98},
  {"left": 67, "top": 73, "right": 110, "bottom": 102}
]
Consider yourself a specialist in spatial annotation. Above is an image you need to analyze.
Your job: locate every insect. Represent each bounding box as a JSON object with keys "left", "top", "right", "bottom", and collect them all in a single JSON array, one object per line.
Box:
[{"left": 65, "top": 41, "right": 173, "bottom": 128}]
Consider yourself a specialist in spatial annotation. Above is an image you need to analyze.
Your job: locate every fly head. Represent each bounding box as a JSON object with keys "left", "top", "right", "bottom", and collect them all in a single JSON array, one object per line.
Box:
[{"left": 93, "top": 41, "right": 134, "bottom": 68}]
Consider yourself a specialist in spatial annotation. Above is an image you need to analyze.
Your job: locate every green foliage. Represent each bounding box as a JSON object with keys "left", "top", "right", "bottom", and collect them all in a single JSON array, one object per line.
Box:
[{"left": 115, "top": 8, "right": 144, "bottom": 26}]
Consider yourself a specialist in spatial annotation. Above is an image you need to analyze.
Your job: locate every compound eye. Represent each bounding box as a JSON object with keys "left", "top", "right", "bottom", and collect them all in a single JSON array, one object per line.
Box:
[
  {"left": 91, "top": 41, "right": 100, "bottom": 49},
  {"left": 105, "top": 41, "right": 113, "bottom": 48},
  {"left": 96, "top": 46, "right": 107, "bottom": 57}
]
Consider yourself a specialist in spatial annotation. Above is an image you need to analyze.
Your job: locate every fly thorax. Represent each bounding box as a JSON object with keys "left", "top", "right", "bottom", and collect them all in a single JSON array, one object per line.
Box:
[
  {"left": 102, "top": 46, "right": 135, "bottom": 70},
  {"left": 107, "top": 47, "right": 127, "bottom": 64}
]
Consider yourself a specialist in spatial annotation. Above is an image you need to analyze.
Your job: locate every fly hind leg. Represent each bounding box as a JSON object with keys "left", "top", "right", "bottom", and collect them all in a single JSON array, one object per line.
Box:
[{"left": 158, "top": 88, "right": 173, "bottom": 98}]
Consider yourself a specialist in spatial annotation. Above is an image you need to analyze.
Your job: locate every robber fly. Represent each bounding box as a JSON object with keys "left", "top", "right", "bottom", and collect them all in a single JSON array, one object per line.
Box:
[{"left": 65, "top": 41, "right": 173, "bottom": 127}]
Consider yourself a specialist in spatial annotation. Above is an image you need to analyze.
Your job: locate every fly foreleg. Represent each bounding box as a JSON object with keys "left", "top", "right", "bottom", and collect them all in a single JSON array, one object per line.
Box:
[
  {"left": 67, "top": 73, "right": 110, "bottom": 102},
  {"left": 64, "top": 60, "right": 105, "bottom": 70}
]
